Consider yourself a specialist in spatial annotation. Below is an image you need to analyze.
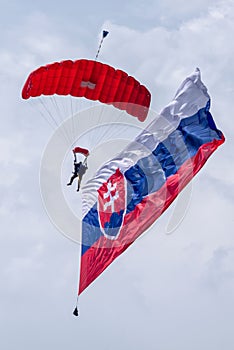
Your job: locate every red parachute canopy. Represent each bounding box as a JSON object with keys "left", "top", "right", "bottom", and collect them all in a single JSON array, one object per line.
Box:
[
  {"left": 21, "top": 59, "right": 151, "bottom": 122},
  {"left": 73, "top": 147, "right": 89, "bottom": 157}
]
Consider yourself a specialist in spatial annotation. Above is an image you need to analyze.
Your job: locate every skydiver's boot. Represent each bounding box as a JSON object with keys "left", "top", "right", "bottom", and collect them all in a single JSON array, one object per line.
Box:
[{"left": 67, "top": 177, "right": 73, "bottom": 186}]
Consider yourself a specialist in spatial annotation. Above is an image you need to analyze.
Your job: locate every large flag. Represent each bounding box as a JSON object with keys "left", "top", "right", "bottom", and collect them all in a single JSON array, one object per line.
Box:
[{"left": 79, "top": 68, "right": 225, "bottom": 295}]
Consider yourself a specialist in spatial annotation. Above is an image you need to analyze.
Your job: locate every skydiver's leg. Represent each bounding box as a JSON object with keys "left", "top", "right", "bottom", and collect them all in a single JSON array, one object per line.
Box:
[
  {"left": 77, "top": 175, "right": 81, "bottom": 191},
  {"left": 67, "top": 173, "right": 77, "bottom": 186}
]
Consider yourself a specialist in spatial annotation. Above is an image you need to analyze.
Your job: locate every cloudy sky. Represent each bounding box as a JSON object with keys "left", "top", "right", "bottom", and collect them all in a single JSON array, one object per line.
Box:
[{"left": 1, "top": 0, "right": 234, "bottom": 349}]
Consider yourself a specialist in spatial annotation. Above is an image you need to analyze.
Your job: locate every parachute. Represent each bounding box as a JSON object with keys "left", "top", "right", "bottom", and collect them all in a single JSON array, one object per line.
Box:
[{"left": 21, "top": 59, "right": 151, "bottom": 122}]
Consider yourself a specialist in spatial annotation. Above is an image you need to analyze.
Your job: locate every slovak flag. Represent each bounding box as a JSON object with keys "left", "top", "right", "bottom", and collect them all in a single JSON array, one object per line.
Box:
[{"left": 78, "top": 68, "right": 225, "bottom": 295}]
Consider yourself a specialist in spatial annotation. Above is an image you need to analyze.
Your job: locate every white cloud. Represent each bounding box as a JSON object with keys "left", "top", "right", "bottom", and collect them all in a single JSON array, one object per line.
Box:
[{"left": 0, "top": 1, "right": 233, "bottom": 349}]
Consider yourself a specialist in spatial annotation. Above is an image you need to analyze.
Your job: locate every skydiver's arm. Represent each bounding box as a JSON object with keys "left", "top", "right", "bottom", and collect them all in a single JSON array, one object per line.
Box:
[{"left": 73, "top": 151, "right": 77, "bottom": 163}]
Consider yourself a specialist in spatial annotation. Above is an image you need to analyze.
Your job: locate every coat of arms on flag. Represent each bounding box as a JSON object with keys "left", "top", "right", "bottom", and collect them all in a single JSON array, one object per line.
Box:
[{"left": 97, "top": 168, "right": 127, "bottom": 240}]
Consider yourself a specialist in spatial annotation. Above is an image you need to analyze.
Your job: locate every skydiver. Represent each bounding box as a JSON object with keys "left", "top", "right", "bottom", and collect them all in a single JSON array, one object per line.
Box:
[{"left": 67, "top": 155, "right": 88, "bottom": 191}]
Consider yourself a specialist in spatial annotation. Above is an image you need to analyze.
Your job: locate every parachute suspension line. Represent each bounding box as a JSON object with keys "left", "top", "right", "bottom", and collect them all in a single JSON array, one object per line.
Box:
[
  {"left": 37, "top": 97, "right": 61, "bottom": 130},
  {"left": 69, "top": 96, "right": 82, "bottom": 143},
  {"left": 95, "top": 30, "right": 109, "bottom": 61},
  {"left": 28, "top": 99, "right": 56, "bottom": 131},
  {"left": 60, "top": 95, "right": 75, "bottom": 141},
  {"left": 37, "top": 97, "right": 71, "bottom": 147},
  {"left": 91, "top": 103, "right": 107, "bottom": 147},
  {"left": 94, "top": 106, "right": 126, "bottom": 148},
  {"left": 50, "top": 95, "right": 73, "bottom": 143},
  {"left": 71, "top": 98, "right": 87, "bottom": 145},
  {"left": 70, "top": 96, "right": 76, "bottom": 142},
  {"left": 28, "top": 99, "right": 75, "bottom": 147},
  {"left": 85, "top": 103, "right": 125, "bottom": 151},
  {"left": 50, "top": 96, "right": 64, "bottom": 125}
]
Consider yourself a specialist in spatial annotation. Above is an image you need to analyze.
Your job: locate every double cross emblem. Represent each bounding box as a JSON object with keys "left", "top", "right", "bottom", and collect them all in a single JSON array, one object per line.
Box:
[{"left": 103, "top": 182, "right": 119, "bottom": 212}]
